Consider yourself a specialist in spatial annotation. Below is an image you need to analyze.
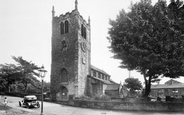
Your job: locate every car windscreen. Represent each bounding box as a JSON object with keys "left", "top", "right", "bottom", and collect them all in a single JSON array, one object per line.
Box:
[{"left": 25, "top": 100, "right": 36, "bottom": 102}]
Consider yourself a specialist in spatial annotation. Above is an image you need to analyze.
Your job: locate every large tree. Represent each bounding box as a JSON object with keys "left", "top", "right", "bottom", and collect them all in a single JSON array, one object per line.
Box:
[
  {"left": 0, "top": 56, "right": 42, "bottom": 92},
  {"left": 108, "top": 0, "right": 184, "bottom": 97},
  {"left": 0, "top": 63, "right": 23, "bottom": 91},
  {"left": 12, "top": 56, "right": 41, "bottom": 92}
]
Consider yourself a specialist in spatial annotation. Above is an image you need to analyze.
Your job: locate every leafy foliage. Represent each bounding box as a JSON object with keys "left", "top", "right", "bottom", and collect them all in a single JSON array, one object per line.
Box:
[
  {"left": 93, "top": 94, "right": 111, "bottom": 101},
  {"left": 108, "top": 0, "right": 184, "bottom": 96},
  {"left": 0, "top": 63, "right": 23, "bottom": 91},
  {"left": 124, "top": 78, "right": 142, "bottom": 91},
  {"left": 0, "top": 56, "right": 45, "bottom": 93}
]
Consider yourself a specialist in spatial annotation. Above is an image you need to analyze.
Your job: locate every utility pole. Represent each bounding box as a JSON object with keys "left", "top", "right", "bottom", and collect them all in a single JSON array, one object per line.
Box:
[{"left": 129, "top": 70, "right": 131, "bottom": 78}]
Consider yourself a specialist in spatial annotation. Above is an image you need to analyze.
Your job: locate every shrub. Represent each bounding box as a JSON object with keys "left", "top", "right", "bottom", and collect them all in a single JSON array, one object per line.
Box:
[
  {"left": 78, "top": 95, "right": 92, "bottom": 100},
  {"left": 94, "top": 94, "right": 110, "bottom": 101}
]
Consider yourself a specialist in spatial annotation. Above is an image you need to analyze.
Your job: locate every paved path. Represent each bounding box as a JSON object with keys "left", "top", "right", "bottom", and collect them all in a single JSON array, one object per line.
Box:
[{"left": 1, "top": 96, "right": 184, "bottom": 115}]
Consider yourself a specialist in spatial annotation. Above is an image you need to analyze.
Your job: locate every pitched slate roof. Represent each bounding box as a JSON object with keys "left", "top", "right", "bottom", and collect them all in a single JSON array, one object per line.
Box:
[
  {"left": 151, "top": 79, "right": 184, "bottom": 89},
  {"left": 89, "top": 75, "right": 113, "bottom": 85},
  {"left": 164, "top": 79, "right": 181, "bottom": 85},
  {"left": 105, "top": 84, "right": 120, "bottom": 91},
  {"left": 109, "top": 79, "right": 119, "bottom": 85},
  {"left": 90, "top": 65, "right": 110, "bottom": 76},
  {"left": 151, "top": 84, "right": 184, "bottom": 89}
]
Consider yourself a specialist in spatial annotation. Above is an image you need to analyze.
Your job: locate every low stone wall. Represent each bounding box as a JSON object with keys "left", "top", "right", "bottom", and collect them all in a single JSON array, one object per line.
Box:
[{"left": 59, "top": 99, "right": 184, "bottom": 112}]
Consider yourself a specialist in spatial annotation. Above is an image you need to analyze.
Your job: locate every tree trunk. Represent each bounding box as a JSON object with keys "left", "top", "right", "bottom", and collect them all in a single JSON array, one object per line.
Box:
[
  {"left": 145, "top": 76, "right": 151, "bottom": 96},
  {"left": 23, "top": 83, "right": 28, "bottom": 93},
  {"left": 8, "top": 85, "right": 11, "bottom": 92},
  {"left": 143, "top": 70, "right": 147, "bottom": 97},
  {"left": 142, "top": 70, "right": 152, "bottom": 98}
]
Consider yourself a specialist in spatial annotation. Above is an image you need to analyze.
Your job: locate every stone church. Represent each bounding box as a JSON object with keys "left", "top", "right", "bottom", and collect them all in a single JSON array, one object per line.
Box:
[{"left": 50, "top": 0, "right": 126, "bottom": 101}]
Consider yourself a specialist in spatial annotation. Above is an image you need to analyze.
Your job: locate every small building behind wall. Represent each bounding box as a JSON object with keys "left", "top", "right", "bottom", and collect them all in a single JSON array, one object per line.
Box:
[
  {"left": 87, "top": 65, "right": 114, "bottom": 97},
  {"left": 105, "top": 83, "right": 128, "bottom": 98},
  {"left": 87, "top": 65, "right": 128, "bottom": 98},
  {"left": 150, "top": 79, "right": 184, "bottom": 101}
]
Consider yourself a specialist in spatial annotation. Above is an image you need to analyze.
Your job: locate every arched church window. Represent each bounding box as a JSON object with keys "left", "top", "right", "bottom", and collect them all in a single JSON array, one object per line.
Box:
[
  {"left": 60, "top": 22, "right": 64, "bottom": 35},
  {"left": 60, "top": 68, "right": 68, "bottom": 82},
  {"left": 81, "top": 24, "right": 84, "bottom": 37},
  {"left": 65, "top": 20, "right": 69, "bottom": 33},
  {"left": 84, "top": 27, "right": 86, "bottom": 39},
  {"left": 81, "top": 24, "right": 87, "bottom": 39}
]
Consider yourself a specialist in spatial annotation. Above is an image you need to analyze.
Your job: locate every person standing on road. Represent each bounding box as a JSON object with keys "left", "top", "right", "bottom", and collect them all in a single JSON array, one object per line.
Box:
[{"left": 4, "top": 97, "right": 8, "bottom": 107}]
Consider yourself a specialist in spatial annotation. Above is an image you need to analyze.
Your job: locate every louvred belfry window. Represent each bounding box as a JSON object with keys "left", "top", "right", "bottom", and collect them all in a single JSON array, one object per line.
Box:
[
  {"left": 84, "top": 27, "right": 86, "bottom": 39},
  {"left": 60, "top": 22, "right": 64, "bottom": 35},
  {"left": 81, "top": 24, "right": 84, "bottom": 37},
  {"left": 81, "top": 24, "right": 87, "bottom": 39},
  {"left": 65, "top": 20, "right": 69, "bottom": 33},
  {"left": 60, "top": 20, "right": 69, "bottom": 35}
]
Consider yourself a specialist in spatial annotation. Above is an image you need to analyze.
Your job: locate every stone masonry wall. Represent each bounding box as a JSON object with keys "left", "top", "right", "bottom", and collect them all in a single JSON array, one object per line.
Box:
[
  {"left": 51, "top": 12, "right": 79, "bottom": 101},
  {"left": 76, "top": 15, "right": 90, "bottom": 97},
  {"left": 51, "top": 10, "right": 91, "bottom": 100},
  {"left": 63, "top": 100, "right": 184, "bottom": 112}
]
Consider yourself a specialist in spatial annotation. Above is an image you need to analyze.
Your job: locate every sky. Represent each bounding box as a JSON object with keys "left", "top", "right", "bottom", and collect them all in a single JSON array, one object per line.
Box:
[{"left": 1, "top": 0, "right": 184, "bottom": 84}]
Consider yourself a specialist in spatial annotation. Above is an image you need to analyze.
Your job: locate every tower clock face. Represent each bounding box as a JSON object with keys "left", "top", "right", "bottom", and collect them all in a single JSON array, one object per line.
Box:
[{"left": 81, "top": 42, "right": 86, "bottom": 52}]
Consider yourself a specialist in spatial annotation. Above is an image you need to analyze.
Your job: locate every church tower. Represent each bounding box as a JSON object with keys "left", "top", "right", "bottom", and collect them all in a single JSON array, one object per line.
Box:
[{"left": 50, "top": 0, "right": 91, "bottom": 101}]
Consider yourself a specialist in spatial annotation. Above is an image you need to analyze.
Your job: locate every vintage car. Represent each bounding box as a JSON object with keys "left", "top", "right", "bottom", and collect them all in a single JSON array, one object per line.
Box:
[{"left": 19, "top": 95, "right": 40, "bottom": 108}]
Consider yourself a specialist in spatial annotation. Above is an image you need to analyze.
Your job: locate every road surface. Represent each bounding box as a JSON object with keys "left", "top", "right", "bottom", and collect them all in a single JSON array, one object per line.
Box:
[{"left": 1, "top": 96, "right": 183, "bottom": 115}]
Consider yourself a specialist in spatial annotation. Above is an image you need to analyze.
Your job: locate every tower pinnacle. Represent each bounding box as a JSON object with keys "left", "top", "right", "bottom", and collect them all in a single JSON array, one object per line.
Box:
[
  {"left": 88, "top": 16, "right": 91, "bottom": 25},
  {"left": 75, "top": 0, "right": 78, "bottom": 10},
  {"left": 52, "top": 6, "right": 55, "bottom": 18}
]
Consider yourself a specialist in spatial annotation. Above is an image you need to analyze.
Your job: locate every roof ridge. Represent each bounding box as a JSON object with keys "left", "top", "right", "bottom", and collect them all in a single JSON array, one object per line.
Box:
[{"left": 90, "top": 65, "right": 110, "bottom": 76}]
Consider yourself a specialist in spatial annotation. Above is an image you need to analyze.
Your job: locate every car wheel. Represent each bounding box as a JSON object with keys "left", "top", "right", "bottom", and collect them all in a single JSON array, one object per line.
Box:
[
  {"left": 26, "top": 104, "right": 29, "bottom": 109},
  {"left": 37, "top": 102, "right": 40, "bottom": 108},
  {"left": 19, "top": 102, "right": 21, "bottom": 107}
]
